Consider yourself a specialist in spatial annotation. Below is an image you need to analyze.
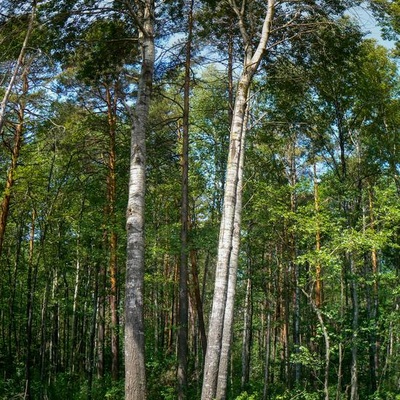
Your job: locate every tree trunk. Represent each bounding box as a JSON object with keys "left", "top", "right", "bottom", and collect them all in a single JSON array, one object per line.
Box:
[
  {"left": 97, "top": 255, "right": 106, "bottom": 378},
  {"left": 367, "top": 186, "right": 379, "bottom": 392},
  {"left": 288, "top": 138, "right": 300, "bottom": 385},
  {"left": 24, "top": 209, "right": 36, "bottom": 400},
  {"left": 106, "top": 83, "right": 120, "bottom": 381},
  {"left": 262, "top": 309, "right": 271, "bottom": 400},
  {"left": 178, "top": 2, "right": 193, "bottom": 397},
  {"left": 190, "top": 249, "right": 207, "bottom": 357},
  {"left": 302, "top": 289, "right": 330, "bottom": 400},
  {"left": 88, "top": 265, "right": 99, "bottom": 400},
  {"left": 201, "top": 4, "right": 274, "bottom": 398},
  {"left": 241, "top": 275, "right": 253, "bottom": 391},
  {"left": 215, "top": 104, "right": 248, "bottom": 400},
  {"left": 124, "top": 0, "right": 155, "bottom": 398},
  {"left": 350, "top": 255, "right": 359, "bottom": 400},
  {"left": 313, "top": 163, "right": 323, "bottom": 307}
]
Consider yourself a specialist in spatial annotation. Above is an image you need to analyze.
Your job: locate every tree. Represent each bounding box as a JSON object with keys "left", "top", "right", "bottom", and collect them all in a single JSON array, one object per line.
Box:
[
  {"left": 178, "top": 0, "right": 194, "bottom": 398},
  {"left": 201, "top": 1, "right": 274, "bottom": 399},
  {"left": 124, "top": 0, "right": 155, "bottom": 398}
]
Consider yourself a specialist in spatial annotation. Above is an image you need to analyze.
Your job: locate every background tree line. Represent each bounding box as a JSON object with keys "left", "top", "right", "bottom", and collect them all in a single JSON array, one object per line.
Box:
[{"left": 1, "top": 0, "right": 400, "bottom": 399}]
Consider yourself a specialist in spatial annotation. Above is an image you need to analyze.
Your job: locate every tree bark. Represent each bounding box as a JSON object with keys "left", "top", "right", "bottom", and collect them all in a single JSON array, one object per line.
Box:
[
  {"left": 215, "top": 104, "right": 248, "bottom": 400},
  {"left": 106, "top": 83, "right": 120, "bottom": 381},
  {"left": 124, "top": 0, "right": 155, "bottom": 398},
  {"left": 201, "top": 3, "right": 274, "bottom": 399}
]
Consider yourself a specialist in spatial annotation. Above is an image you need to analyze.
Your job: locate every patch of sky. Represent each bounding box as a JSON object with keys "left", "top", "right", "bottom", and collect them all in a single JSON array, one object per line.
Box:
[{"left": 347, "top": 5, "right": 395, "bottom": 49}]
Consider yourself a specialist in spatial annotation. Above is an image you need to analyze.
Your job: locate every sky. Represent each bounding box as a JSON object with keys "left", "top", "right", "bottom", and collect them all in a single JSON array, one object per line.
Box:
[{"left": 347, "top": 5, "right": 396, "bottom": 49}]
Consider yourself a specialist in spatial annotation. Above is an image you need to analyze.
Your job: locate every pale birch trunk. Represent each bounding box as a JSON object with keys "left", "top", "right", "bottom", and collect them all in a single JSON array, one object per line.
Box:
[
  {"left": 124, "top": 0, "right": 155, "bottom": 399},
  {"left": 216, "top": 97, "right": 251, "bottom": 398},
  {"left": 215, "top": 103, "right": 248, "bottom": 400},
  {"left": 201, "top": 2, "right": 274, "bottom": 399}
]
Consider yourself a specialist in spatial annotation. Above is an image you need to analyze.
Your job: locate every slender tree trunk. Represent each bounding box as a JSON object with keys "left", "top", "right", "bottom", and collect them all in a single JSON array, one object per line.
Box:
[
  {"left": 88, "top": 265, "right": 99, "bottom": 400},
  {"left": 97, "top": 250, "right": 106, "bottom": 378},
  {"left": 24, "top": 209, "right": 36, "bottom": 400},
  {"left": 262, "top": 308, "right": 271, "bottom": 400},
  {"left": 336, "top": 271, "right": 345, "bottom": 400},
  {"left": 348, "top": 254, "right": 359, "bottom": 400},
  {"left": 368, "top": 186, "right": 379, "bottom": 392},
  {"left": 190, "top": 249, "right": 207, "bottom": 357},
  {"left": 215, "top": 104, "right": 248, "bottom": 400},
  {"left": 39, "top": 271, "right": 51, "bottom": 385},
  {"left": 241, "top": 275, "right": 253, "bottom": 391},
  {"left": 178, "top": 2, "right": 193, "bottom": 397},
  {"left": 302, "top": 289, "right": 330, "bottom": 400},
  {"left": 201, "top": 59, "right": 249, "bottom": 400},
  {"left": 283, "top": 256, "right": 291, "bottom": 388},
  {"left": 288, "top": 139, "right": 300, "bottom": 385},
  {"left": 106, "top": 84, "right": 119, "bottom": 381},
  {"left": 201, "top": 5, "right": 274, "bottom": 399},
  {"left": 71, "top": 243, "right": 81, "bottom": 373},
  {"left": 313, "top": 163, "right": 323, "bottom": 307},
  {"left": 124, "top": 0, "right": 154, "bottom": 398}
]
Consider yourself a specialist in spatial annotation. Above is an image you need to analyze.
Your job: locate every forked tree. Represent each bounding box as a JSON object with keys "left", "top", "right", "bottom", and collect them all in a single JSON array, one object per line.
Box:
[{"left": 201, "top": 1, "right": 275, "bottom": 399}]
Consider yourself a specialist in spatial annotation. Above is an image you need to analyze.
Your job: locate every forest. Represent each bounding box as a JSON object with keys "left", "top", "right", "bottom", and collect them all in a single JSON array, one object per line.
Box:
[{"left": 1, "top": 0, "right": 400, "bottom": 399}]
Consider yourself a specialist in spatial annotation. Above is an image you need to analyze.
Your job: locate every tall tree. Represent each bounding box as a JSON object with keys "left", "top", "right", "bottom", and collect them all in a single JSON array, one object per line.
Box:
[
  {"left": 178, "top": 0, "right": 194, "bottom": 398},
  {"left": 124, "top": 0, "right": 155, "bottom": 398},
  {"left": 201, "top": 1, "right": 274, "bottom": 399}
]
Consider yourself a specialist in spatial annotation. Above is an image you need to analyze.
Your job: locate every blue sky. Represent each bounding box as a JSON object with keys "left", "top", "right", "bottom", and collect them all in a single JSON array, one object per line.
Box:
[{"left": 348, "top": 6, "right": 395, "bottom": 49}]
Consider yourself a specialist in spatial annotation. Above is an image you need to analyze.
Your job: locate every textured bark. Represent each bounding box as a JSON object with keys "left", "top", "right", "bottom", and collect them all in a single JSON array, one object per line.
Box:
[
  {"left": 216, "top": 99, "right": 250, "bottom": 400},
  {"left": 124, "top": 0, "right": 154, "bottom": 398},
  {"left": 201, "top": 78, "right": 248, "bottom": 400},
  {"left": 201, "top": 3, "right": 274, "bottom": 399}
]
